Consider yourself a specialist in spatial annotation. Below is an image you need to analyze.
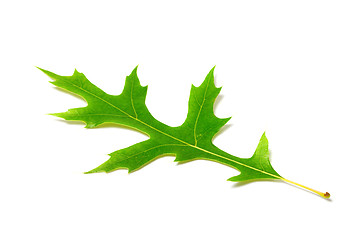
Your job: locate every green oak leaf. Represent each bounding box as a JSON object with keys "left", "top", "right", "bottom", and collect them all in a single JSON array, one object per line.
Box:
[{"left": 40, "top": 66, "right": 330, "bottom": 198}]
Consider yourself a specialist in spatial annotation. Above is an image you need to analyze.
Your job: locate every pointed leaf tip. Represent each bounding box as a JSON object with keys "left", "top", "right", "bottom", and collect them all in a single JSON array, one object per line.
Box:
[
  {"left": 131, "top": 65, "right": 139, "bottom": 74},
  {"left": 261, "top": 132, "right": 268, "bottom": 141},
  {"left": 201, "top": 66, "right": 216, "bottom": 86},
  {"left": 37, "top": 67, "right": 61, "bottom": 82},
  {"left": 255, "top": 132, "right": 268, "bottom": 149},
  {"left": 37, "top": 67, "right": 49, "bottom": 74},
  {"left": 84, "top": 167, "right": 104, "bottom": 174},
  {"left": 209, "top": 66, "right": 216, "bottom": 75}
]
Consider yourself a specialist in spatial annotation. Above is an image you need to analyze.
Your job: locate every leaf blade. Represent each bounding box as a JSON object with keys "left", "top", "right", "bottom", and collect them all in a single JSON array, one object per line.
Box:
[{"left": 42, "top": 67, "right": 282, "bottom": 183}]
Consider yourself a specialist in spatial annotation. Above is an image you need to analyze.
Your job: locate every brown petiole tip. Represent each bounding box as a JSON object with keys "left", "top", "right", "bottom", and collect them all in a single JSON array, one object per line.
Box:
[{"left": 324, "top": 192, "right": 330, "bottom": 198}]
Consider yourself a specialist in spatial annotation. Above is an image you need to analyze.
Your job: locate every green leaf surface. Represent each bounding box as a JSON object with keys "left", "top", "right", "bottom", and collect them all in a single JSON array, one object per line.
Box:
[
  {"left": 40, "top": 66, "right": 282, "bottom": 182},
  {"left": 40, "top": 66, "right": 332, "bottom": 198}
]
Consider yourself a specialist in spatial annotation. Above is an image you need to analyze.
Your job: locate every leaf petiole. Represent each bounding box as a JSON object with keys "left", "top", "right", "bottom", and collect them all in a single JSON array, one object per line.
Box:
[{"left": 280, "top": 177, "right": 330, "bottom": 199}]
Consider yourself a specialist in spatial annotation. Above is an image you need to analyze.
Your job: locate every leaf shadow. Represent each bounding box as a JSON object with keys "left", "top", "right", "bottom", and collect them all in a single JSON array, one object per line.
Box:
[
  {"left": 214, "top": 124, "right": 233, "bottom": 138},
  {"left": 53, "top": 86, "right": 86, "bottom": 102},
  {"left": 213, "top": 94, "right": 233, "bottom": 139},
  {"left": 282, "top": 181, "right": 333, "bottom": 202},
  {"left": 87, "top": 153, "right": 176, "bottom": 174},
  {"left": 232, "top": 179, "right": 332, "bottom": 201},
  {"left": 214, "top": 94, "right": 224, "bottom": 112},
  {"left": 53, "top": 119, "right": 149, "bottom": 138},
  {"left": 231, "top": 179, "right": 280, "bottom": 188}
]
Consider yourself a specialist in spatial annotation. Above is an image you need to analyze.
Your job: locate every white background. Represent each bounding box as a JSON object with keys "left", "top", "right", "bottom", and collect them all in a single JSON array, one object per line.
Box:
[{"left": 1, "top": 1, "right": 359, "bottom": 239}]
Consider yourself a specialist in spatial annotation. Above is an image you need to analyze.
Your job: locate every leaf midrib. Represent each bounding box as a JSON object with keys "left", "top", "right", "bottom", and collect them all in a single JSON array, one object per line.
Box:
[{"left": 64, "top": 79, "right": 281, "bottom": 179}]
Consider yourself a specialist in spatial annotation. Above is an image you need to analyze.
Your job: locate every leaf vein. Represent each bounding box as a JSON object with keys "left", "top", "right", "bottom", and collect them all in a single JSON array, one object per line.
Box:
[
  {"left": 193, "top": 79, "right": 210, "bottom": 146},
  {"left": 130, "top": 79, "right": 138, "bottom": 119},
  {"left": 116, "top": 143, "right": 186, "bottom": 160}
]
